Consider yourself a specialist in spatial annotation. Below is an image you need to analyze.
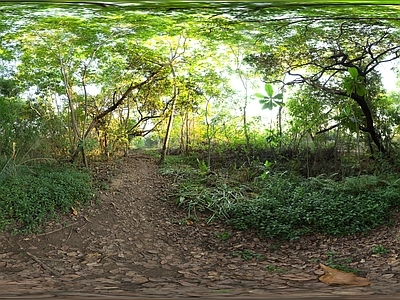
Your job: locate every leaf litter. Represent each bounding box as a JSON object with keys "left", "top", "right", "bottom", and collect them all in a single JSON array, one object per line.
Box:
[{"left": 0, "top": 151, "right": 400, "bottom": 297}]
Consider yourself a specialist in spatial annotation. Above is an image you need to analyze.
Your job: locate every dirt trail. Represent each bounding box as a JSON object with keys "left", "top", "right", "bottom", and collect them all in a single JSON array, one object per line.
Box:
[{"left": 1, "top": 151, "right": 400, "bottom": 299}]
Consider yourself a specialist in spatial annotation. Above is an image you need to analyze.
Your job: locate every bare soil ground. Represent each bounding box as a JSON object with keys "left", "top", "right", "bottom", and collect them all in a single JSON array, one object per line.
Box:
[{"left": 1, "top": 151, "right": 400, "bottom": 299}]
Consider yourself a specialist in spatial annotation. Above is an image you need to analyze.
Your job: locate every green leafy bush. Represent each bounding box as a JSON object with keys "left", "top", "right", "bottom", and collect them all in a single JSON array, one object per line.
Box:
[
  {"left": 0, "top": 165, "right": 94, "bottom": 233},
  {"left": 227, "top": 173, "right": 400, "bottom": 239},
  {"left": 162, "top": 153, "right": 400, "bottom": 240}
]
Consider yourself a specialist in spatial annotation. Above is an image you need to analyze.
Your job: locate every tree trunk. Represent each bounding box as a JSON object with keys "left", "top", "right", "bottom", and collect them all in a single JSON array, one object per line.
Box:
[
  {"left": 278, "top": 105, "right": 283, "bottom": 149},
  {"left": 351, "top": 92, "right": 386, "bottom": 153},
  {"left": 159, "top": 63, "right": 178, "bottom": 165},
  {"left": 205, "top": 97, "right": 212, "bottom": 171},
  {"left": 185, "top": 112, "right": 190, "bottom": 155},
  {"left": 159, "top": 102, "right": 176, "bottom": 164},
  {"left": 69, "top": 70, "right": 161, "bottom": 163},
  {"left": 311, "top": 81, "right": 386, "bottom": 154}
]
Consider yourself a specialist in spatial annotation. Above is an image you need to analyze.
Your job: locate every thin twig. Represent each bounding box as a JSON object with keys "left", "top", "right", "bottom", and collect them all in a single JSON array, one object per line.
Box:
[
  {"left": 83, "top": 216, "right": 92, "bottom": 223},
  {"left": 26, "top": 251, "right": 61, "bottom": 277},
  {"left": 38, "top": 258, "right": 65, "bottom": 262},
  {"left": 76, "top": 223, "right": 87, "bottom": 233},
  {"left": 65, "top": 226, "right": 73, "bottom": 242},
  {"left": 36, "top": 222, "right": 78, "bottom": 236}
]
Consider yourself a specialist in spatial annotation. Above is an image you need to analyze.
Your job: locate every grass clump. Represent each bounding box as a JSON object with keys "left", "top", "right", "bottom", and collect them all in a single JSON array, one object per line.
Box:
[
  {"left": 0, "top": 164, "right": 94, "bottom": 233},
  {"left": 160, "top": 162, "right": 247, "bottom": 223}
]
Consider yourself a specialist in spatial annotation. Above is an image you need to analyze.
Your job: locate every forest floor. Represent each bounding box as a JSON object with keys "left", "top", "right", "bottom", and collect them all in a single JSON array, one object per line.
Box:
[{"left": 1, "top": 151, "right": 400, "bottom": 299}]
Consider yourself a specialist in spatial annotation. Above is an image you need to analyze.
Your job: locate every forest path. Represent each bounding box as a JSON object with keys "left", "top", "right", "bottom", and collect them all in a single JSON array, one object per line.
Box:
[{"left": 1, "top": 151, "right": 400, "bottom": 299}]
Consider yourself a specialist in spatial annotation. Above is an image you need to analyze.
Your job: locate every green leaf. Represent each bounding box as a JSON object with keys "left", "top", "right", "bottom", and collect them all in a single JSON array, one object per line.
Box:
[
  {"left": 343, "top": 79, "right": 354, "bottom": 96},
  {"left": 254, "top": 92, "right": 265, "bottom": 99},
  {"left": 264, "top": 84, "right": 274, "bottom": 98},
  {"left": 343, "top": 106, "right": 350, "bottom": 116},
  {"left": 273, "top": 93, "right": 283, "bottom": 100},
  {"left": 262, "top": 99, "right": 274, "bottom": 110},
  {"left": 355, "top": 84, "right": 367, "bottom": 96},
  {"left": 348, "top": 67, "right": 359, "bottom": 79}
]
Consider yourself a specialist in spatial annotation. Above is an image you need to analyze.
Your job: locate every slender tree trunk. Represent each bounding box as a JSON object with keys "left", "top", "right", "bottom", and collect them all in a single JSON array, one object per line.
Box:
[
  {"left": 278, "top": 105, "right": 283, "bottom": 149},
  {"left": 230, "top": 44, "right": 250, "bottom": 152},
  {"left": 159, "top": 63, "right": 178, "bottom": 164},
  {"left": 205, "top": 97, "right": 212, "bottom": 171},
  {"left": 59, "top": 61, "right": 80, "bottom": 160},
  {"left": 160, "top": 102, "right": 176, "bottom": 164},
  {"left": 185, "top": 112, "right": 190, "bottom": 155},
  {"left": 180, "top": 113, "right": 186, "bottom": 153},
  {"left": 243, "top": 103, "right": 249, "bottom": 148}
]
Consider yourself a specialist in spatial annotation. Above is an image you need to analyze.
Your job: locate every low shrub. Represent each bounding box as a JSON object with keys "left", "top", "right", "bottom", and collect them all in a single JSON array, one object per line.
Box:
[
  {"left": 227, "top": 173, "right": 399, "bottom": 239},
  {"left": 0, "top": 165, "right": 94, "bottom": 233}
]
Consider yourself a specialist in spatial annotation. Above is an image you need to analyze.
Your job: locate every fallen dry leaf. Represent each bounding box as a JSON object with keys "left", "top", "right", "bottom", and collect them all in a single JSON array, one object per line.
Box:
[
  {"left": 319, "top": 263, "right": 371, "bottom": 286},
  {"left": 71, "top": 207, "right": 78, "bottom": 216}
]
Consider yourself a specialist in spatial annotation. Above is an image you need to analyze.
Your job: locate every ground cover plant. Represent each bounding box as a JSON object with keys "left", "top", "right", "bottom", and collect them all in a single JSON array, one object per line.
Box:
[
  {"left": 161, "top": 147, "right": 400, "bottom": 240},
  {"left": 0, "top": 161, "right": 94, "bottom": 233},
  {"left": 227, "top": 172, "right": 400, "bottom": 239}
]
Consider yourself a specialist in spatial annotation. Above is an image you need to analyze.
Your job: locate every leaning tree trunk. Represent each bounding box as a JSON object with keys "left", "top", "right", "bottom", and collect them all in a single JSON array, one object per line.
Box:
[
  {"left": 69, "top": 70, "right": 161, "bottom": 163},
  {"left": 351, "top": 92, "right": 386, "bottom": 153},
  {"left": 311, "top": 80, "right": 386, "bottom": 154}
]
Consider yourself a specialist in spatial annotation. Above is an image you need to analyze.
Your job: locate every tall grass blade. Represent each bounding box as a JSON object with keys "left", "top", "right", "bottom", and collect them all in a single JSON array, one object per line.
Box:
[{"left": 0, "top": 157, "right": 16, "bottom": 185}]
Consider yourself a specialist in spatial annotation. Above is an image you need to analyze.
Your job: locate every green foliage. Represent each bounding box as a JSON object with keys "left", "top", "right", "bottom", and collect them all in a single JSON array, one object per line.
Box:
[
  {"left": 226, "top": 173, "right": 400, "bottom": 239},
  {"left": 0, "top": 157, "right": 16, "bottom": 185},
  {"left": 160, "top": 156, "right": 248, "bottom": 222},
  {"left": 371, "top": 245, "right": 389, "bottom": 255},
  {"left": 339, "top": 104, "right": 362, "bottom": 133},
  {"left": 344, "top": 67, "right": 367, "bottom": 97},
  {"left": 232, "top": 249, "right": 265, "bottom": 261},
  {"left": 0, "top": 96, "right": 69, "bottom": 159},
  {"left": 215, "top": 231, "right": 231, "bottom": 241},
  {"left": 197, "top": 158, "right": 209, "bottom": 174},
  {"left": 254, "top": 83, "right": 284, "bottom": 110},
  {"left": 175, "top": 177, "right": 246, "bottom": 223},
  {"left": 323, "top": 252, "right": 361, "bottom": 274},
  {"left": 2, "top": 4, "right": 400, "bottom": 239},
  {"left": 0, "top": 164, "right": 94, "bottom": 232},
  {"left": 265, "top": 265, "right": 289, "bottom": 273},
  {"left": 164, "top": 145, "right": 400, "bottom": 241},
  {"left": 0, "top": 4, "right": 399, "bottom": 164},
  {"left": 285, "top": 86, "right": 332, "bottom": 149}
]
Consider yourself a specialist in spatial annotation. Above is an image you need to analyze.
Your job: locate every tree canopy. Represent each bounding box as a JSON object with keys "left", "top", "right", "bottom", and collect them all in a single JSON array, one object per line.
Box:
[{"left": 1, "top": 2, "right": 400, "bottom": 165}]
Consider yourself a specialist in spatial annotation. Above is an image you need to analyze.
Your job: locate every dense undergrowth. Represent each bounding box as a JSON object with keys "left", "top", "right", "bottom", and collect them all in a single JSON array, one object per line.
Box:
[
  {"left": 0, "top": 160, "right": 94, "bottom": 233},
  {"left": 1, "top": 144, "right": 400, "bottom": 239},
  {"left": 159, "top": 148, "right": 400, "bottom": 240}
]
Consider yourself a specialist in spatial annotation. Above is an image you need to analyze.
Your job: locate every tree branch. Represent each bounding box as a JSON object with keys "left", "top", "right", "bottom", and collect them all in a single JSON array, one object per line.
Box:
[{"left": 315, "top": 123, "right": 340, "bottom": 135}]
